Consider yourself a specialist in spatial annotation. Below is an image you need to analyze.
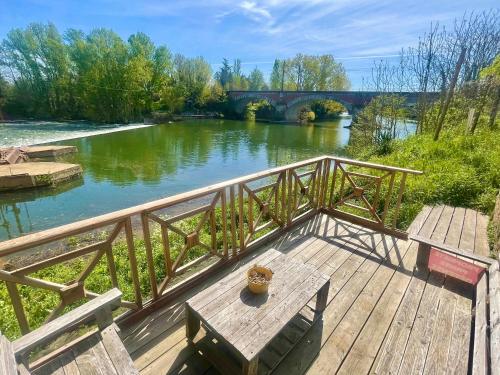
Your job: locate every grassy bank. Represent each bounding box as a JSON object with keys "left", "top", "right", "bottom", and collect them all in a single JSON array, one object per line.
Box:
[{"left": 353, "top": 127, "right": 500, "bottom": 247}]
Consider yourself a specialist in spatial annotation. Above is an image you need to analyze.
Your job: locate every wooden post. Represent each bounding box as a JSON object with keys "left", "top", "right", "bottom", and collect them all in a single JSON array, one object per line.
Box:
[
  {"left": 6, "top": 281, "right": 30, "bottom": 334},
  {"left": 242, "top": 356, "right": 259, "bottom": 375},
  {"left": 328, "top": 160, "right": 338, "bottom": 208},
  {"left": 125, "top": 218, "right": 142, "bottom": 307},
  {"left": 281, "top": 171, "right": 286, "bottom": 226},
  {"left": 185, "top": 305, "right": 200, "bottom": 343},
  {"left": 315, "top": 280, "right": 330, "bottom": 319},
  {"left": 104, "top": 243, "right": 119, "bottom": 288},
  {"left": 141, "top": 214, "right": 159, "bottom": 299},
  {"left": 221, "top": 188, "right": 228, "bottom": 258},
  {"left": 416, "top": 242, "right": 431, "bottom": 272},
  {"left": 230, "top": 186, "right": 237, "bottom": 257},
  {"left": 381, "top": 172, "right": 395, "bottom": 224},
  {"left": 392, "top": 172, "right": 407, "bottom": 229},
  {"left": 286, "top": 169, "right": 292, "bottom": 225},
  {"left": 239, "top": 184, "right": 245, "bottom": 253}
]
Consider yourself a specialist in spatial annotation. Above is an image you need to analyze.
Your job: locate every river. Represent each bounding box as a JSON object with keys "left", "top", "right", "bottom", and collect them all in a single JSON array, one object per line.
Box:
[{"left": 0, "top": 118, "right": 416, "bottom": 240}]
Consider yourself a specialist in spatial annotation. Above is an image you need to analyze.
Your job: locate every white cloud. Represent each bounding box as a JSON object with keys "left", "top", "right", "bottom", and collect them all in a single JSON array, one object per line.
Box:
[{"left": 240, "top": 1, "right": 273, "bottom": 22}]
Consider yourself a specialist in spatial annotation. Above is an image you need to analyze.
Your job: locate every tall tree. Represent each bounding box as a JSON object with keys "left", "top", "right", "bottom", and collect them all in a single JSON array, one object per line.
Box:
[
  {"left": 270, "top": 59, "right": 282, "bottom": 90},
  {"left": 280, "top": 54, "right": 350, "bottom": 91},
  {"left": 172, "top": 54, "right": 212, "bottom": 111},
  {"left": 214, "top": 58, "right": 232, "bottom": 89},
  {"left": 248, "top": 67, "right": 266, "bottom": 90}
]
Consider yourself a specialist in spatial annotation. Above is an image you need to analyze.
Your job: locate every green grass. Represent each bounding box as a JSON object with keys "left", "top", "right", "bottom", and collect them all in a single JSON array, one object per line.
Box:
[{"left": 358, "top": 128, "right": 500, "bottom": 235}]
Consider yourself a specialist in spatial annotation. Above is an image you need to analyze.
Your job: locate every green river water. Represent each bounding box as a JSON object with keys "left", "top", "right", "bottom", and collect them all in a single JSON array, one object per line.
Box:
[{"left": 1, "top": 118, "right": 363, "bottom": 240}]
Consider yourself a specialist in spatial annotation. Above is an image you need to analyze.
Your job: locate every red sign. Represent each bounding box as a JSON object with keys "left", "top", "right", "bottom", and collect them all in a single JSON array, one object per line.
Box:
[{"left": 428, "top": 248, "right": 485, "bottom": 285}]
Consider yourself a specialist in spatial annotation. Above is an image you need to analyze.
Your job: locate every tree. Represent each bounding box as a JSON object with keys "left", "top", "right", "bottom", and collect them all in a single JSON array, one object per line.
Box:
[
  {"left": 172, "top": 54, "right": 212, "bottom": 111},
  {"left": 479, "top": 55, "right": 500, "bottom": 129},
  {"left": 0, "top": 73, "right": 9, "bottom": 119},
  {"left": 248, "top": 67, "right": 266, "bottom": 90},
  {"left": 280, "top": 54, "right": 350, "bottom": 91},
  {"left": 214, "top": 58, "right": 232, "bottom": 89},
  {"left": 270, "top": 59, "right": 282, "bottom": 90},
  {"left": 0, "top": 23, "right": 72, "bottom": 117},
  {"left": 1, "top": 23, "right": 175, "bottom": 122}
]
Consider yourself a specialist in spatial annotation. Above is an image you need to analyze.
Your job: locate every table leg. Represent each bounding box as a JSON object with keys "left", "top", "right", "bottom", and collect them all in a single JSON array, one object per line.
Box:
[
  {"left": 315, "top": 280, "right": 330, "bottom": 317},
  {"left": 242, "top": 356, "right": 259, "bottom": 375},
  {"left": 185, "top": 304, "right": 200, "bottom": 342}
]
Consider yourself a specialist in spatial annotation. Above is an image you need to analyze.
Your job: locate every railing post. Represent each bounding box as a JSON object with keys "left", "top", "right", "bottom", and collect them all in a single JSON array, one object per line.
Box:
[
  {"left": 6, "top": 281, "right": 30, "bottom": 335},
  {"left": 141, "top": 213, "right": 159, "bottom": 300},
  {"left": 125, "top": 217, "right": 142, "bottom": 307},
  {"left": 230, "top": 186, "right": 237, "bottom": 257},
  {"left": 392, "top": 172, "right": 407, "bottom": 229},
  {"left": 238, "top": 183, "right": 245, "bottom": 253},
  {"left": 287, "top": 168, "right": 293, "bottom": 226},
  {"left": 221, "top": 188, "right": 228, "bottom": 258},
  {"left": 281, "top": 171, "right": 286, "bottom": 226}
]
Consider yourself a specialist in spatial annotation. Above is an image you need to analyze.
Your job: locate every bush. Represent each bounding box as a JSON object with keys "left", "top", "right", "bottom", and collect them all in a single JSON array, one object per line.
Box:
[{"left": 298, "top": 107, "right": 315, "bottom": 123}]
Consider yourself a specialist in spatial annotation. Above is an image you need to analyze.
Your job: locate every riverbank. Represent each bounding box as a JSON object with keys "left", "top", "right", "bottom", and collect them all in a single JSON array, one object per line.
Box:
[{"left": 357, "top": 128, "right": 500, "bottom": 256}]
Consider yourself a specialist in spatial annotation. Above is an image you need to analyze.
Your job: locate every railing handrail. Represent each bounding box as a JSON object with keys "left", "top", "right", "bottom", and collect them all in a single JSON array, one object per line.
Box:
[
  {"left": 0, "top": 155, "right": 421, "bottom": 256},
  {"left": 327, "top": 156, "right": 422, "bottom": 175}
]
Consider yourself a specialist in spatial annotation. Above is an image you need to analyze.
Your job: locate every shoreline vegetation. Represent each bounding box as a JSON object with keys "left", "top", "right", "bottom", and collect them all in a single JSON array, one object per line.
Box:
[{"left": 0, "top": 23, "right": 350, "bottom": 124}]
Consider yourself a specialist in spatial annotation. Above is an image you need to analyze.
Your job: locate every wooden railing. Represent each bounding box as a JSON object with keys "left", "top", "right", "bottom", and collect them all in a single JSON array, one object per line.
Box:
[{"left": 0, "top": 156, "right": 421, "bottom": 337}]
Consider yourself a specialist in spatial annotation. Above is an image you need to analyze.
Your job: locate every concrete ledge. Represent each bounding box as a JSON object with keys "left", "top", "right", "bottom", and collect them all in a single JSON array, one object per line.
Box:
[
  {"left": 23, "top": 145, "right": 77, "bottom": 158},
  {"left": 0, "top": 162, "right": 83, "bottom": 191}
]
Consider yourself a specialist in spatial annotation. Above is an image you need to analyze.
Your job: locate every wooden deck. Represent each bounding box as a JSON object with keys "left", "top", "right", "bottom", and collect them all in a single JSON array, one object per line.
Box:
[{"left": 117, "top": 205, "right": 490, "bottom": 375}]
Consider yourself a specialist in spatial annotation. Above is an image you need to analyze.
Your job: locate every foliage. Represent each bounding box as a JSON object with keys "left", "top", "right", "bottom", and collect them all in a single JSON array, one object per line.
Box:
[
  {"left": 298, "top": 107, "right": 315, "bottom": 123},
  {"left": 244, "top": 100, "right": 278, "bottom": 121},
  {"left": 0, "top": 23, "right": 221, "bottom": 122},
  {"left": 248, "top": 67, "right": 267, "bottom": 90},
  {"left": 309, "top": 100, "right": 345, "bottom": 120},
  {"left": 348, "top": 95, "right": 408, "bottom": 152},
  {"left": 354, "top": 128, "right": 500, "bottom": 230},
  {"left": 270, "top": 59, "right": 282, "bottom": 90},
  {"left": 213, "top": 59, "right": 268, "bottom": 91},
  {"left": 170, "top": 54, "right": 212, "bottom": 112},
  {"left": 480, "top": 55, "right": 500, "bottom": 79},
  {"left": 277, "top": 54, "right": 350, "bottom": 91}
]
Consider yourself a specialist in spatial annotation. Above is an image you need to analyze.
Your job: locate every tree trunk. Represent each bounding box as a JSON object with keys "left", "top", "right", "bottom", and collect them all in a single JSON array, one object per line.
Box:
[
  {"left": 433, "top": 47, "right": 467, "bottom": 141},
  {"left": 468, "top": 107, "right": 482, "bottom": 134},
  {"left": 489, "top": 86, "right": 500, "bottom": 130}
]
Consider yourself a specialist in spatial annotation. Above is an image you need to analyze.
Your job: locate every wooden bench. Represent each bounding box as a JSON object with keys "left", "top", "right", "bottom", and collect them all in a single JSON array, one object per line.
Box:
[
  {"left": 411, "top": 235, "right": 499, "bottom": 375},
  {"left": 0, "top": 288, "right": 138, "bottom": 375}
]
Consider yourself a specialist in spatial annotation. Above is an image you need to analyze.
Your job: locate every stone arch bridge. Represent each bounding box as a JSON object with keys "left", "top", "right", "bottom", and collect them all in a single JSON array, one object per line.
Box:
[{"left": 227, "top": 90, "right": 435, "bottom": 121}]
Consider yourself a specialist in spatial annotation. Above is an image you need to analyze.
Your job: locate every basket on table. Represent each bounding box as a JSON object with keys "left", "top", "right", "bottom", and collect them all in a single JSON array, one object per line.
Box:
[{"left": 247, "top": 264, "right": 273, "bottom": 294}]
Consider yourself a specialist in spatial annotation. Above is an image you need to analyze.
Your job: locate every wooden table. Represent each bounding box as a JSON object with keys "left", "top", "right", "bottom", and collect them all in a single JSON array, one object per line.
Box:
[{"left": 185, "top": 249, "right": 330, "bottom": 375}]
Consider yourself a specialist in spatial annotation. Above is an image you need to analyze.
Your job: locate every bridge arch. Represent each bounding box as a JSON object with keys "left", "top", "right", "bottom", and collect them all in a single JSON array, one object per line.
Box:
[
  {"left": 230, "top": 92, "right": 279, "bottom": 115},
  {"left": 283, "top": 94, "right": 354, "bottom": 122}
]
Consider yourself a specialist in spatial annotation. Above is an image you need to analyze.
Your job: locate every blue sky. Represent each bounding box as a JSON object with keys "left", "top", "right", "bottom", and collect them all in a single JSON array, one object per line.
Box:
[{"left": 0, "top": 0, "right": 498, "bottom": 89}]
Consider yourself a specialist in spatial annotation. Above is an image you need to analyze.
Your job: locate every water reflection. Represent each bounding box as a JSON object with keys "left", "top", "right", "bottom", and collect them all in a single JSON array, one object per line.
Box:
[{"left": 0, "top": 119, "right": 351, "bottom": 239}]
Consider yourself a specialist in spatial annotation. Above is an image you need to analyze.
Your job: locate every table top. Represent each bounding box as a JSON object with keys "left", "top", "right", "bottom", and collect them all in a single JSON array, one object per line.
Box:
[{"left": 186, "top": 249, "right": 330, "bottom": 360}]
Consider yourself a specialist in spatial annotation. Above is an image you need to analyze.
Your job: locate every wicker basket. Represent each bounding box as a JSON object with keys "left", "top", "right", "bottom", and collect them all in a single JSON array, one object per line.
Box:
[{"left": 247, "top": 265, "right": 273, "bottom": 294}]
